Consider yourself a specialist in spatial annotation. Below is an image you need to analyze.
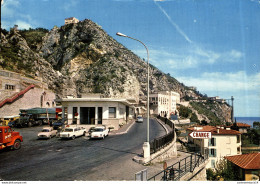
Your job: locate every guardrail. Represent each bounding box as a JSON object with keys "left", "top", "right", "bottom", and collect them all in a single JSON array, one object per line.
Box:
[
  {"left": 150, "top": 116, "right": 175, "bottom": 154},
  {"left": 148, "top": 148, "right": 209, "bottom": 181},
  {"left": 150, "top": 131, "right": 174, "bottom": 154}
]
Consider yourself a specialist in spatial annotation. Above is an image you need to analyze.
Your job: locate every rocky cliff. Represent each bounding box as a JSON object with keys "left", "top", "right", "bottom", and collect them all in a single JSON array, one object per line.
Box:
[{"left": 0, "top": 19, "right": 232, "bottom": 123}]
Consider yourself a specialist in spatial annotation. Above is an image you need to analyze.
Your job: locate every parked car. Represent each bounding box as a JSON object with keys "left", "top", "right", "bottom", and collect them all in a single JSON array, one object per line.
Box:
[
  {"left": 90, "top": 126, "right": 109, "bottom": 139},
  {"left": 59, "top": 126, "right": 86, "bottom": 139},
  {"left": 53, "top": 120, "right": 65, "bottom": 130},
  {"left": 38, "top": 127, "right": 57, "bottom": 139},
  {"left": 88, "top": 127, "right": 96, "bottom": 136},
  {"left": 136, "top": 116, "right": 143, "bottom": 123},
  {"left": 8, "top": 120, "right": 17, "bottom": 128}
]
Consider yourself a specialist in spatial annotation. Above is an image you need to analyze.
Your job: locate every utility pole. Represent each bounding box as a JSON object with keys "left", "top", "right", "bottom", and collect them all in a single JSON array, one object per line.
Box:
[{"left": 231, "top": 96, "right": 234, "bottom": 123}]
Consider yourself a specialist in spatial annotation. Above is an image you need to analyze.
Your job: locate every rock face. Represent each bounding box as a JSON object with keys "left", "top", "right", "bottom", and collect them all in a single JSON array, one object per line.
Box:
[{"left": 0, "top": 19, "right": 232, "bottom": 123}]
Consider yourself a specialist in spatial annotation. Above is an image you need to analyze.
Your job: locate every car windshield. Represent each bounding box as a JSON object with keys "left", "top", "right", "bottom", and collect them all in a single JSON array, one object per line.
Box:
[
  {"left": 64, "top": 128, "right": 73, "bottom": 132},
  {"left": 94, "top": 128, "right": 104, "bottom": 132},
  {"left": 42, "top": 129, "right": 50, "bottom": 132},
  {"left": 138, "top": 117, "right": 143, "bottom": 119}
]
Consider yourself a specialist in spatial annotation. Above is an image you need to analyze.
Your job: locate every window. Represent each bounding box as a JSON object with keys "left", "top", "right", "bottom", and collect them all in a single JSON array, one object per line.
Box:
[
  {"left": 109, "top": 107, "right": 116, "bottom": 118},
  {"left": 209, "top": 149, "right": 217, "bottom": 157},
  {"left": 211, "top": 160, "right": 216, "bottom": 168},
  {"left": 237, "top": 135, "right": 241, "bottom": 143},
  {"left": 226, "top": 148, "right": 231, "bottom": 155},
  {"left": 209, "top": 138, "right": 216, "bottom": 146},
  {"left": 226, "top": 137, "right": 231, "bottom": 144},
  {"left": 237, "top": 147, "right": 241, "bottom": 154},
  {"left": 5, "top": 84, "right": 15, "bottom": 90}
]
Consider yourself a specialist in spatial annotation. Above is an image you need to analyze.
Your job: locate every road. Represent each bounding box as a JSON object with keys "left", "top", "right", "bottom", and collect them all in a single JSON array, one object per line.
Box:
[{"left": 0, "top": 118, "right": 165, "bottom": 181}]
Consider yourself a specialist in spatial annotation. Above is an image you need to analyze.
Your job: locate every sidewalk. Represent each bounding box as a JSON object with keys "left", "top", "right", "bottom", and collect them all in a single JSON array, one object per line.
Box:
[{"left": 108, "top": 119, "right": 136, "bottom": 136}]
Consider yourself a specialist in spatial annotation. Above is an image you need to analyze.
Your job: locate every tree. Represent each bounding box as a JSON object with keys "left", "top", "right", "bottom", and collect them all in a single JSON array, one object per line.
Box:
[
  {"left": 206, "top": 158, "right": 241, "bottom": 181},
  {"left": 253, "top": 121, "right": 260, "bottom": 129}
]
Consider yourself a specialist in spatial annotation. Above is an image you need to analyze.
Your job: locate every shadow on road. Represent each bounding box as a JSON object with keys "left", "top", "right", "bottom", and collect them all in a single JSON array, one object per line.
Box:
[{"left": 91, "top": 145, "right": 142, "bottom": 156}]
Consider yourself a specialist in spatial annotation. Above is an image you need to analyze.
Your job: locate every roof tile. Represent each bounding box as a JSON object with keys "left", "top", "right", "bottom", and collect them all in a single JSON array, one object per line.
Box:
[{"left": 225, "top": 152, "right": 260, "bottom": 169}]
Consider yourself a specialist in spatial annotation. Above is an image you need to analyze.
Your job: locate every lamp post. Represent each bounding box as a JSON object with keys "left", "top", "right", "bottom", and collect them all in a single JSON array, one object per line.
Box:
[{"left": 116, "top": 32, "right": 150, "bottom": 160}]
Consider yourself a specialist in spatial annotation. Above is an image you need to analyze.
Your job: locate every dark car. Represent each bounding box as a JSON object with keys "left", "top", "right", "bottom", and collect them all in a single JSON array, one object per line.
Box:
[
  {"left": 8, "top": 120, "right": 17, "bottom": 127},
  {"left": 53, "top": 120, "right": 65, "bottom": 130}
]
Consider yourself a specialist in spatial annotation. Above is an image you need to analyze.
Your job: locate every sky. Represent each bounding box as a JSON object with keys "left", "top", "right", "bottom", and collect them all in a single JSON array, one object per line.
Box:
[{"left": 1, "top": 0, "right": 260, "bottom": 117}]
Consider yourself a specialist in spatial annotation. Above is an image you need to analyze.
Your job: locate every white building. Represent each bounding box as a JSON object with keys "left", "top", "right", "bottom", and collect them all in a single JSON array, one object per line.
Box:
[
  {"left": 149, "top": 91, "right": 180, "bottom": 118},
  {"left": 55, "top": 96, "right": 135, "bottom": 131},
  {"left": 187, "top": 125, "right": 242, "bottom": 169},
  {"left": 65, "top": 17, "right": 79, "bottom": 25}
]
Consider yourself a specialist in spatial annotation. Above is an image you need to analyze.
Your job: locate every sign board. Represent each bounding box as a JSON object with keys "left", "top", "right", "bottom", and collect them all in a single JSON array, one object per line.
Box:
[{"left": 189, "top": 131, "right": 212, "bottom": 139}]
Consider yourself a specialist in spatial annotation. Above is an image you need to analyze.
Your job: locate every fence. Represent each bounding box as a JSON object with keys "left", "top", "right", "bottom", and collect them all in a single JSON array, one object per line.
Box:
[
  {"left": 150, "top": 131, "right": 175, "bottom": 154},
  {"left": 149, "top": 117, "right": 175, "bottom": 154},
  {"left": 148, "top": 148, "right": 209, "bottom": 181}
]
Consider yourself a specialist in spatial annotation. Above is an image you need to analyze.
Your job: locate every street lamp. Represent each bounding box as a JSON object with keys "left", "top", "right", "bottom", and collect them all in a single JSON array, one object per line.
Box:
[{"left": 116, "top": 32, "right": 150, "bottom": 160}]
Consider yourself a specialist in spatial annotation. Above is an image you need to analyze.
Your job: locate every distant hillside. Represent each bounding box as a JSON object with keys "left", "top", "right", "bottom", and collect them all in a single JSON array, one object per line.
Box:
[{"left": 0, "top": 19, "right": 232, "bottom": 124}]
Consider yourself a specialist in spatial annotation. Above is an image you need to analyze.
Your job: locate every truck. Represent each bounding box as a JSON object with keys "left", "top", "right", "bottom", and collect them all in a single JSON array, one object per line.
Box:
[
  {"left": 0, "top": 126, "right": 23, "bottom": 150},
  {"left": 14, "top": 107, "right": 62, "bottom": 127},
  {"left": 0, "top": 116, "right": 19, "bottom": 126}
]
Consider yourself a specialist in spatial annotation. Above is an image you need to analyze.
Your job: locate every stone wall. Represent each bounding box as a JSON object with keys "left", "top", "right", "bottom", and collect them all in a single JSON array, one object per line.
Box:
[
  {"left": 180, "top": 160, "right": 209, "bottom": 181},
  {"left": 0, "top": 87, "right": 56, "bottom": 117}
]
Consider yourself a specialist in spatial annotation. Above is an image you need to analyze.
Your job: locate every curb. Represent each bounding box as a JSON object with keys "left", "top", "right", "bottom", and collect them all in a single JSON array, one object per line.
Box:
[{"left": 109, "top": 121, "right": 136, "bottom": 135}]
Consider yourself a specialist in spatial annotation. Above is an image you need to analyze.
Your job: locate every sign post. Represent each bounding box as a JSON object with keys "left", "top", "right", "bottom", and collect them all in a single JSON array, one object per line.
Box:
[{"left": 189, "top": 132, "right": 212, "bottom": 139}]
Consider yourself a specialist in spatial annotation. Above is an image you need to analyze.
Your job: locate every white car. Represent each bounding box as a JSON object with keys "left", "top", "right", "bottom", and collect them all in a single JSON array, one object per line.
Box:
[
  {"left": 90, "top": 126, "right": 109, "bottom": 139},
  {"left": 136, "top": 116, "right": 143, "bottom": 123},
  {"left": 38, "top": 127, "right": 57, "bottom": 139},
  {"left": 59, "top": 126, "right": 86, "bottom": 139}
]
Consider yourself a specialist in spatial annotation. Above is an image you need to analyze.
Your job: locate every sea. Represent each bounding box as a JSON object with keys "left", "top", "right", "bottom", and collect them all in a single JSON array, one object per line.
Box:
[{"left": 235, "top": 117, "right": 260, "bottom": 128}]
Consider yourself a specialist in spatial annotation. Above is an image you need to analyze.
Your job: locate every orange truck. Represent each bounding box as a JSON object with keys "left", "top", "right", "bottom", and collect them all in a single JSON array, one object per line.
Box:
[{"left": 0, "top": 126, "right": 23, "bottom": 150}]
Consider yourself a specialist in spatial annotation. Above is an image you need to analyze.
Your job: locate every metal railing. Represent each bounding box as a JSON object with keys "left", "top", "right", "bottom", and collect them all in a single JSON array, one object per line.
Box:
[
  {"left": 148, "top": 148, "right": 209, "bottom": 181},
  {"left": 150, "top": 130, "right": 175, "bottom": 154},
  {"left": 149, "top": 117, "right": 175, "bottom": 154}
]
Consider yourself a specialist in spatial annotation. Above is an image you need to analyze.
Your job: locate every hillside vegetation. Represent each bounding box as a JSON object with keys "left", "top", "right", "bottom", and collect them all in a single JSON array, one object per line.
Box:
[{"left": 0, "top": 19, "right": 232, "bottom": 124}]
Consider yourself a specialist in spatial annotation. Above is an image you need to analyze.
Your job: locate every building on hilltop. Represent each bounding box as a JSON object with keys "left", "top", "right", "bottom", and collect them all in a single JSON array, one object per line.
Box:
[
  {"left": 65, "top": 17, "right": 79, "bottom": 25},
  {"left": 187, "top": 125, "right": 242, "bottom": 169},
  {"left": 225, "top": 152, "right": 260, "bottom": 181}
]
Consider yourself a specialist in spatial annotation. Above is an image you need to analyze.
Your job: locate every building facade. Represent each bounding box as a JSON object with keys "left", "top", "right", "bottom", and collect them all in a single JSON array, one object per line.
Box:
[
  {"left": 150, "top": 91, "right": 180, "bottom": 118},
  {"left": 56, "top": 96, "right": 135, "bottom": 131},
  {"left": 0, "top": 70, "right": 56, "bottom": 117},
  {"left": 187, "top": 125, "right": 242, "bottom": 169}
]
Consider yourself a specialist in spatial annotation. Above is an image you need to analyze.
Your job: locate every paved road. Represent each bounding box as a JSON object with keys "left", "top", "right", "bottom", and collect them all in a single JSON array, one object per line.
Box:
[{"left": 0, "top": 118, "right": 165, "bottom": 181}]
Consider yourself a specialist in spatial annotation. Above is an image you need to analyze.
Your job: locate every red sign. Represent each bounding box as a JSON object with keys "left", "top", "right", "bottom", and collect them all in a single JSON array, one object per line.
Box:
[{"left": 189, "top": 132, "right": 212, "bottom": 139}]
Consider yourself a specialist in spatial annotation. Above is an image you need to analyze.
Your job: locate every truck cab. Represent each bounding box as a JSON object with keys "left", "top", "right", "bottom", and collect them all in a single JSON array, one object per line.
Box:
[{"left": 0, "top": 126, "right": 23, "bottom": 150}]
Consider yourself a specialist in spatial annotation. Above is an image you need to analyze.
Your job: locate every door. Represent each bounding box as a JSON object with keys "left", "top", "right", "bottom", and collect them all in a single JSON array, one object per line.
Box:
[
  {"left": 80, "top": 107, "right": 95, "bottom": 124},
  {"left": 98, "top": 107, "right": 102, "bottom": 124}
]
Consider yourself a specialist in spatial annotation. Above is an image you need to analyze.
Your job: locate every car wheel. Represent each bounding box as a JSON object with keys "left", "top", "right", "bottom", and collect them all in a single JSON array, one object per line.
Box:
[
  {"left": 72, "top": 135, "right": 76, "bottom": 140},
  {"left": 13, "top": 140, "right": 21, "bottom": 150},
  {"left": 83, "top": 131, "right": 86, "bottom": 136},
  {"left": 102, "top": 135, "right": 105, "bottom": 139}
]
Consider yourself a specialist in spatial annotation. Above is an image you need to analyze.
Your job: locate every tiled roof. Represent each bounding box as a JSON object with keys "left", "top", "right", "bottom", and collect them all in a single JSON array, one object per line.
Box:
[
  {"left": 225, "top": 152, "right": 260, "bottom": 169},
  {"left": 188, "top": 125, "right": 241, "bottom": 135},
  {"left": 234, "top": 122, "right": 251, "bottom": 128}
]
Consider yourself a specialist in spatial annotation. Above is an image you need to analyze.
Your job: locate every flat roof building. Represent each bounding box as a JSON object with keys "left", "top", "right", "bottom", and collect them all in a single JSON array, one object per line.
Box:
[{"left": 55, "top": 96, "right": 136, "bottom": 131}]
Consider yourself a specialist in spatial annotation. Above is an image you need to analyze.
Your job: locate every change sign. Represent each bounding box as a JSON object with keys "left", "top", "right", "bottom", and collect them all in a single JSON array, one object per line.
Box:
[{"left": 189, "top": 131, "right": 212, "bottom": 139}]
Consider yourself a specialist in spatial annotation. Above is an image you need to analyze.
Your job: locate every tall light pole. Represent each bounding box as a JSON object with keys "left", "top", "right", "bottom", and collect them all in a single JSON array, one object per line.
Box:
[{"left": 116, "top": 32, "right": 150, "bottom": 160}]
